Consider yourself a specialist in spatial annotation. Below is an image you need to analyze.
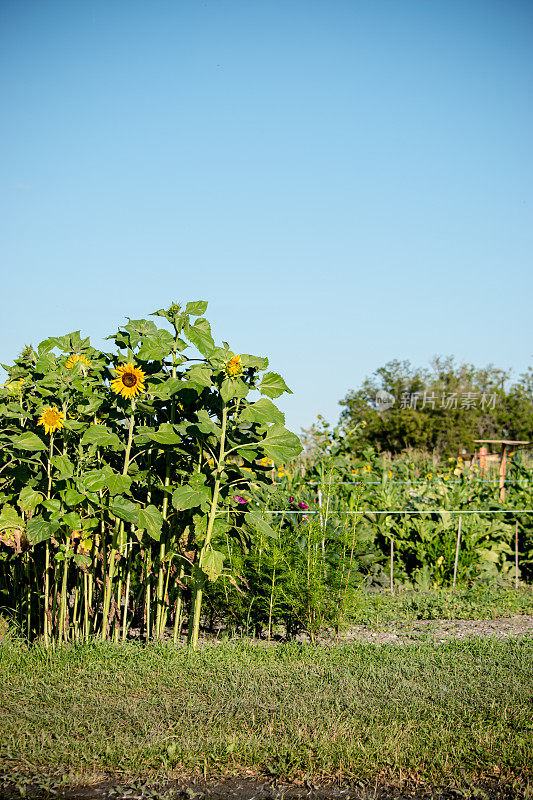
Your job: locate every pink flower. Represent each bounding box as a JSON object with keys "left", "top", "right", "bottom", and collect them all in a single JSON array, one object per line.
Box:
[
  {"left": 298, "top": 501, "right": 309, "bottom": 510},
  {"left": 289, "top": 496, "right": 295, "bottom": 502},
  {"left": 302, "top": 515, "right": 309, "bottom": 523},
  {"left": 234, "top": 495, "right": 247, "bottom": 505}
]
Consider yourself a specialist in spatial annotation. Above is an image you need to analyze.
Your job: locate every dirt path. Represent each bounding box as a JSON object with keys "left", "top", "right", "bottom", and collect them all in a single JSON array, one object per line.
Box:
[{"left": 326, "top": 614, "right": 533, "bottom": 646}]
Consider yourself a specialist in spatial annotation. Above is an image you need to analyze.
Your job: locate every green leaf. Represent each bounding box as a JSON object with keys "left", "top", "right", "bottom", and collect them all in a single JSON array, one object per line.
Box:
[
  {"left": 18, "top": 487, "right": 44, "bottom": 514},
  {"left": 186, "top": 320, "right": 215, "bottom": 357},
  {"left": 12, "top": 431, "right": 47, "bottom": 451},
  {"left": 137, "top": 329, "right": 175, "bottom": 361},
  {"left": 260, "top": 424, "right": 302, "bottom": 463},
  {"left": 220, "top": 377, "right": 248, "bottom": 403},
  {"left": 81, "top": 425, "right": 124, "bottom": 450},
  {"left": 172, "top": 484, "right": 210, "bottom": 511},
  {"left": 52, "top": 454, "right": 74, "bottom": 479},
  {"left": 77, "top": 468, "right": 111, "bottom": 493},
  {"left": 110, "top": 497, "right": 138, "bottom": 524},
  {"left": 240, "top": 398, "right": 285, "bottom": 426},
  {"left": 240, "top": 354, "right": 269, "bottom": 371},
  {"left": 137, "top": 504, "right": 164, "bottom": 541},
  {"left": 0, "top": 506, "right": 24, "bottom": 532},
  {"left": 73, "top": 552, "right": 91, "bottom": 569},
  {"left": 185, "top": 300, "right": 209, "bottom": 316},
  {"left": 194, "top": 410, "right": 221, "bottom": 437},
  {"left": 187, "top": 365, "right": 212, "bottom": 389},
  {"left": 62, "top": 512, "right": 83, "bottom": 530},
  {"left": 244, "top": 511, "right": 278, "bottom": 539},
  {"left": 201, "top": 548, "right": 225, "bottom": 582},
  {"left": 148, "top": 377, "right": 182, "bottom": 400},
  {"left": 143, "top": 423, "right": 183, "bottom": 445},
  {"left": 43, "top": 499, "right": 62, "bottom": 515},
  {"left": 105, "top": 473, "right": 132, "bottom": 496},
  {"left": 26, "top": 517, "right": 60, "bottom": 545},
  {"left": 34, "top": 353, "right": 57, "bottom": 373},
  {"left": 62, "top": 489, "right": 85, "bottom": 508},
  {"left": 259, "top": 372, "right": 292, "bottom": 399}
]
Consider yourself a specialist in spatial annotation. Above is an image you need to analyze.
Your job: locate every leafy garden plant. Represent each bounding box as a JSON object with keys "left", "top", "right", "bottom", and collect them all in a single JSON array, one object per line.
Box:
[{"left": 0, "top": 301, "right": 302, "bottom": 648}]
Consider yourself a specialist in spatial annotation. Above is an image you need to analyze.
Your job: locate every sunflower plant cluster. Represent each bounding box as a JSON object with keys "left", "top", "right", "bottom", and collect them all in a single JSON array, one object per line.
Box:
[{"left": 0, "top": 301, "right": 302, "bottom": 648}]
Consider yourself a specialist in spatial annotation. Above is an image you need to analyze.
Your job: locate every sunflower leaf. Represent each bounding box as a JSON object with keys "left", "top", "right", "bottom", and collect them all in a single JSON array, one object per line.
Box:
[
  {"left": 11, "top": 432, "right": 48, "bottom": 451},
  {"left": 81, "top": 425, "right": 124, "bottom": 450}
]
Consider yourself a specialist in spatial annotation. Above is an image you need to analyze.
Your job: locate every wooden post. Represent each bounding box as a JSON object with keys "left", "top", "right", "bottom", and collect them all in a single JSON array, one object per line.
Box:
[
  {"left": 499, "top": 444, "right": 508, "bottom": 502},
  {"left": 453, "top": 516, "right": 462, "bottom": 590},
  {"left": 390, "top": 538, "right": 394, "bottom": 596},
  {"left": 515, "top": 520, "right": 519, "bottom": 590}
]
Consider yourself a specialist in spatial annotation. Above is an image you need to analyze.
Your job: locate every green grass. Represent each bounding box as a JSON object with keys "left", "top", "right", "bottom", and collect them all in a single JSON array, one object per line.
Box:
[
  {"left": 1, "top": 635, "right": 532, "bottom": 795},
  {"left": 345, "top": 584, "right": 533, "bottom": 626}
]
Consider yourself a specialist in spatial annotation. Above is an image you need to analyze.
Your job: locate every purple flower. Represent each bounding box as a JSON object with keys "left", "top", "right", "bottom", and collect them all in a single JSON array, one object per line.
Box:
[
  {"left": 234, "top": 495, "right": 247, "bottom": 505},
  {"left": 289, "top": 496, "right": 295, "bottom": 503},
  {"left": 298, "top": 501, "right": 309, "bottom": 510},
  {"left": 302, "top": 515, "right": 309, "bottom": 523}
]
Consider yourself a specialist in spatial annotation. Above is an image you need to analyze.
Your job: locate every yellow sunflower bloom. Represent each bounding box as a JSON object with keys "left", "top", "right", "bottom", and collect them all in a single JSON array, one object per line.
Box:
[
  {"left": 66, "top": 353, "right": 91, "bottom": 370},
  {"left": 225, "top": 354, "right": 242, "bottom": 378},
  {"left": 38, "top": 406, "right": 65, "bottom": 435},
  {"left": 111, "top": 363, "right": 146, "bottom": 399}
]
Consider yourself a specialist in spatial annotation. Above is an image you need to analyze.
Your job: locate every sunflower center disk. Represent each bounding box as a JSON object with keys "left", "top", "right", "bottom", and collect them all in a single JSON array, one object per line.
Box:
[{"left": 122, "top": 374, "right": 137, "bottom": 387}]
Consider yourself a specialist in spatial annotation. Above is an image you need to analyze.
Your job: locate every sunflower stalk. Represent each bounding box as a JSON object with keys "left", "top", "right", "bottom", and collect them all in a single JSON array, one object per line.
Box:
[
  {"left": 100, "top": 402, "right": 136, "bottom": 640},
  {"left": 155, "top": 337, "right": 180, "bottom": 639},
  {"left": 188, "top": 403, "right": 228, "bottom": 650}
]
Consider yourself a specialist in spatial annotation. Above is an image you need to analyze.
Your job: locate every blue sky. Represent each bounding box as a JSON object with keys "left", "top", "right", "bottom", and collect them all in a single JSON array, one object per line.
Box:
[{"left": 1, "top": 0, "right": 532, "bottom": 433}]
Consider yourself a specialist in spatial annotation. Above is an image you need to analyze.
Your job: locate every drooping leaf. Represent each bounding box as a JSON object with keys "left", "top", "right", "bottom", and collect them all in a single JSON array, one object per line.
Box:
[
  {"left": 0, "top": 506, "right": 24, "bottom": 532},
  {"left": 244, "top": 511, "right": 278, "bottom": 539},
  {"left": 220, "top": 377, "right": 248, "bottom": 404},
  {"left": 201, "top": 548, "right": 225, "bottom": 581},
  {"left": 186, "top": 319, "right": 215, "bottom": 357},
  {"left": 51, "top": 454, "right": 74, "bottom": 479},
  {"left": 137, "top": 504, "right": 164, "bottom": 541},
  {"left": 18, "top": 487, "right": 44, "bottom": 514}
]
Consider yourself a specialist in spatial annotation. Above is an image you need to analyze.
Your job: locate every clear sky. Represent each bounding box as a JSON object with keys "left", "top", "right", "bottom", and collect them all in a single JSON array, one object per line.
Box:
[{"left": 1, "top": 0, "right": 532, "bottom": 434}]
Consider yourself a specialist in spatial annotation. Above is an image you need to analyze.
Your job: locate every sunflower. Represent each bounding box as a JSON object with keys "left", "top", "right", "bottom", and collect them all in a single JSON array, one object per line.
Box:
[
  {"left": 38, "top": 406, "right": 65, "bottom": 435},
  {"left": 111, "top": 363, "right": 146, "bottom": 399},
  {"left": 225, "top": 354, "right": 242, "bottom": 378},
  {"left": 66, "top": 353, "right": 91, "bottom": 370}
]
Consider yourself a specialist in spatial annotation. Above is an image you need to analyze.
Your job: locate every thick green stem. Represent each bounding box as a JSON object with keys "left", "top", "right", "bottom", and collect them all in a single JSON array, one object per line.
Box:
[
  {"left": 58, "top": 540, "right": 70, "bottom": 643},
  {"left": 100, "top": 403, "right": 136, "bottom": 640},
  {"left": 155, "top": 345, "right": 180, "bottom": 639},
  {"left": 188, "top": 405, "right": 228, "bottom": 649},
  {"left": 43, "top": 434, "right": 54, "bottom": 647}
]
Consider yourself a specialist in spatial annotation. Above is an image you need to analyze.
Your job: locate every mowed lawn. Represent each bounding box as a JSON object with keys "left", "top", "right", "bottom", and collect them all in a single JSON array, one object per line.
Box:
[{"left": 0, "top": 636, "right": 532, "bottom": 792}]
